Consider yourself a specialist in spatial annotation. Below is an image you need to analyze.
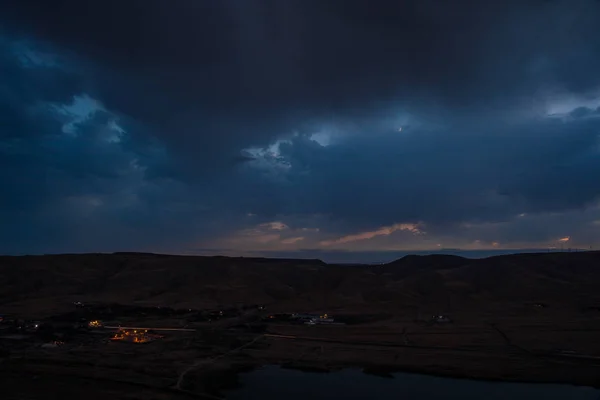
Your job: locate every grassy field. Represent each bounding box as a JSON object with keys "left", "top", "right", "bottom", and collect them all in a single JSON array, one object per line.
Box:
[{"left": 2, "top": 251, "right": 600, "bottom": 397}]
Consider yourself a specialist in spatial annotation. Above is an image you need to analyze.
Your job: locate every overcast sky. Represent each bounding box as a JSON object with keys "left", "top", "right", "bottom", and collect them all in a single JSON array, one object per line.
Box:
[{"left": 1, "top": 0, "right": 600, "bottom": 261}]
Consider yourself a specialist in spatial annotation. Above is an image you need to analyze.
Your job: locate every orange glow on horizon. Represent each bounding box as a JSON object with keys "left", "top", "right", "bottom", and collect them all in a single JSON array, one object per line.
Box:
[{"left": 320, "top": 223, "right": 424, "bottom": 246}]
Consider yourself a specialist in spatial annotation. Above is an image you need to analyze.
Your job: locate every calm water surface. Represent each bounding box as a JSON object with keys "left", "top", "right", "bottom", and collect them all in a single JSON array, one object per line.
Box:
[{"left": 226, "top": 365, "right": 600, "bottom": 400}]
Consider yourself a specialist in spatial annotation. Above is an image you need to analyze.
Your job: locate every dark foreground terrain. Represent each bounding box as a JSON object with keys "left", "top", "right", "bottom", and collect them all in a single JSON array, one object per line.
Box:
[{"left": 1, "top": 251, "right": 600, "bottom": 398}]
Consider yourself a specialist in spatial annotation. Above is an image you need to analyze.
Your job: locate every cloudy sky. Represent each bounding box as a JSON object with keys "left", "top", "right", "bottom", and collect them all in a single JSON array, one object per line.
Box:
[{"left": 1, "top": 0, "right": 600, "bottom": 262}]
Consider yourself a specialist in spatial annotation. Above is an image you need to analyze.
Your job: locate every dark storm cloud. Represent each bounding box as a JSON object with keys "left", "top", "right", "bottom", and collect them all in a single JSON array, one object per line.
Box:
[
  {"left": 242, "top": 110, "right": 600, "bottom": 232},
  {"left": 1, "top": 0, "right": 600, "bottom": 255},
  {"left": 5, "top": 1, "right": 600, "bottom": 145},
  {"left": 0, "top": 36, "right": 239, "bottom": 254},
  {"left": 0, "top": 38, "right": 80, "bottom": 140}
]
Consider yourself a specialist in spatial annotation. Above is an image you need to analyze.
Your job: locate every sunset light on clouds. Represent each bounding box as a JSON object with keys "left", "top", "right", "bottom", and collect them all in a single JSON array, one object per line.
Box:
[
  {"left": 2, "top": 1, "right": 600, "bottom": 261},
  {"left": 320, "top": 223, "right": 424, "bottom": 247}
]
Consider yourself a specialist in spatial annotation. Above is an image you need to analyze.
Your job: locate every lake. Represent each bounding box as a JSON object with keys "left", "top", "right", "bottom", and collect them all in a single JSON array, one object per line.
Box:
[{"left": 226, "top": 365, "right": 600, "bottom": 400}]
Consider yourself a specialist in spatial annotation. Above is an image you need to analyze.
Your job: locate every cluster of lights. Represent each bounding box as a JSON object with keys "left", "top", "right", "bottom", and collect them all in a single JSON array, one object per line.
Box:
[{"left": 110, "top": 329, "right": 162, "bottom": 343}]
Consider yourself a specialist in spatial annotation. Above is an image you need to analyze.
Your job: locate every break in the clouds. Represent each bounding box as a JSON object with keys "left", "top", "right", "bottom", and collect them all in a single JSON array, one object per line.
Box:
[{"left": 1, "top": 0, "right": 600, "bottom": 261}]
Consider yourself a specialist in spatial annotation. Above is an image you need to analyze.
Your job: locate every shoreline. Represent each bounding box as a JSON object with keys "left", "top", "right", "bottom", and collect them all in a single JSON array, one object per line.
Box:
[{"left": 200, "top": 358, "right": 600, "bottom": 398}]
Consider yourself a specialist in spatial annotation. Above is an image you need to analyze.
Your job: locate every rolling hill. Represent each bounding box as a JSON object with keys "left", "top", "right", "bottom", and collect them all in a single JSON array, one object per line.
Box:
[{"left": 1, "top": 251, "right": 600, "bottom": 317}]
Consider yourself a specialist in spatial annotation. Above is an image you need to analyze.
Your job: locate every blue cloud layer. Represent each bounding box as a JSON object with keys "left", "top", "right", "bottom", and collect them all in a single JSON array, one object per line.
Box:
[{"left": 1, "top": 1, "right": 600, "bottom": 258}]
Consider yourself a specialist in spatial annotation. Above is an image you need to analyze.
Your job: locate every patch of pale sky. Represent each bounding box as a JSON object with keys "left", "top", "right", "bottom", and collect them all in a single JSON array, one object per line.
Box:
[
  {"left": 281, "top": 236, "right": 304, "bottom": 245},
  {"left": 309, "top": 131, "right": 331, "bottom": 147},
  {"left": 53, "top": 94, "right": 126, "bottom": 143},
  {"left": 545, "top": 90, "right": 600, "bottom": 116},
  {"left": 259, "top": 221, "right": 289, "bottom": 231}
]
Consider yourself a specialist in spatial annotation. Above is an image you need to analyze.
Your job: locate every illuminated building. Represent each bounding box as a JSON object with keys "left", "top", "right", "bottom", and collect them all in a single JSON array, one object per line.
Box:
[
  {"left": 88, "top": 320, "right": 103, "bottom": 328},
  {"left": 110, "top": 328, "right": 163, "bottom": 343}
]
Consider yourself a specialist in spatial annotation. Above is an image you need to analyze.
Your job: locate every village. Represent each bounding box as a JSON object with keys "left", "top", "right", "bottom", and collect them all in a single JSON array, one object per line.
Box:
[
  {"left": 2, "top": 296, "right": 599, "bottom": 399},
  {"left": 0, "top": 300, "right": 460, "bottom": 355},
  {"left": 0, "top": 300, "right": 366, "bottom": 353},
  {"left": 0, "top": 301, "right": 263, "bottom": 350}
]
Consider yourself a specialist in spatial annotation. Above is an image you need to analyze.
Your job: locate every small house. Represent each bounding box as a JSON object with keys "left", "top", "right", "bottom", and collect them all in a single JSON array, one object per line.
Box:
[
  {"left": 432, "top": 315, "right": 452, "bottom": 324},
  {"left": 88, "top": 320, "right": 103, "bottom": 328}
]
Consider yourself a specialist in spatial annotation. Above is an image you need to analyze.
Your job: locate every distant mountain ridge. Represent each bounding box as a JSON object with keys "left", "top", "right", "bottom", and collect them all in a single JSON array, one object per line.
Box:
[{"left": 1, "top": 251, "right": 600, "bottom": 317}]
